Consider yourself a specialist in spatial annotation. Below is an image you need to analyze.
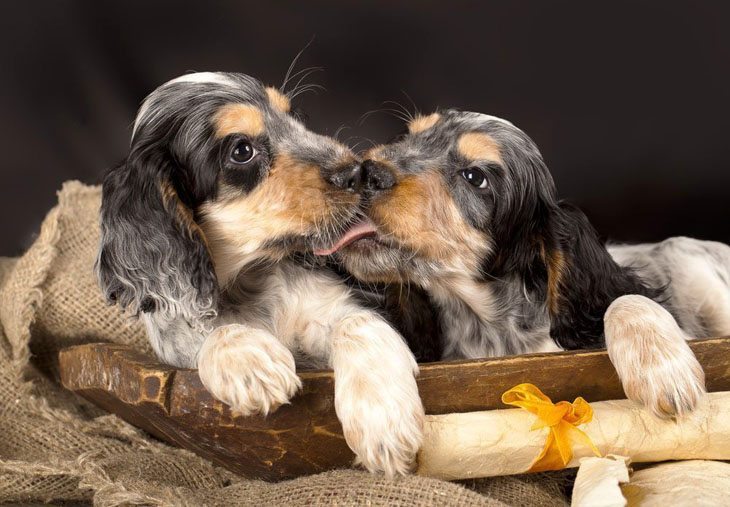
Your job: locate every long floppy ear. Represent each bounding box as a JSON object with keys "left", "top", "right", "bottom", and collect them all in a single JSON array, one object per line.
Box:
[
  {"left": 543, "top": 202, "right": 660, "bottom": 349},
  {"left": 96, "top": 154, "right": 218, "bottom": 327}
]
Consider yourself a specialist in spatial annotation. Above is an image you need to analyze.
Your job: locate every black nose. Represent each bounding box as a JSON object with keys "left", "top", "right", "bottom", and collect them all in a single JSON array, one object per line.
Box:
[
  {"left": 328, "top": 163, "right": 364, "bottom": 192},
  {"left": 362, "top": 159, "right": 396, "bottom": 191}
]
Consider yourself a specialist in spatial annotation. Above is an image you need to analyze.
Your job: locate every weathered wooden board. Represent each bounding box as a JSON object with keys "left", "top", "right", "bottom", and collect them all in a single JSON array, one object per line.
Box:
[{"left": 59, "top": 337, "right": 730, "bottom": 481}]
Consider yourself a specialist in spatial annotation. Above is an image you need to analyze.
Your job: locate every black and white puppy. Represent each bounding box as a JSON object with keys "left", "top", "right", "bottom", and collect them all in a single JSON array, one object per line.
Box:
[
  {"left": 96, "top": 72, "right": 423, "bottom": 475},
  {"left": 329, "top": 110, "right": 728, "bottom": 418}
]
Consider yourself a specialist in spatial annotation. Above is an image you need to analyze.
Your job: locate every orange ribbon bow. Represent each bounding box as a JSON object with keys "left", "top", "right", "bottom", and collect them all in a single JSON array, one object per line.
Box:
[{"left": 501, "top": 383, "right": 601, "bottom": 472}]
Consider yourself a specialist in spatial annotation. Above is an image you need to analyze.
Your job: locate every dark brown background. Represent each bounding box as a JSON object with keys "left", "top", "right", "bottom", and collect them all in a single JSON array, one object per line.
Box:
[{"left": 2, "top": 1, "right": 729, "bottom": 256}]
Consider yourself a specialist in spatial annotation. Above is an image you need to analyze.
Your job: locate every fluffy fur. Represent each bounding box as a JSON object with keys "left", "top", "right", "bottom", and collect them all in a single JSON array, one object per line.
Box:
[
  {"left": 605, "top": 294, "right": 705, "bottom": 418},
  {"left": 332, "top": 110, "right": 730, "bottom": 417},
  {"left": 96, "top": 72, "right": 423, "bottom": 475}
]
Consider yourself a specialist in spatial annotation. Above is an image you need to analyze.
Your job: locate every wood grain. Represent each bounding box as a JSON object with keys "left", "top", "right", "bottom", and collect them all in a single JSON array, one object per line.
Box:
[{"left": 59, "top": 337, "right": 730, "bottom": 481}]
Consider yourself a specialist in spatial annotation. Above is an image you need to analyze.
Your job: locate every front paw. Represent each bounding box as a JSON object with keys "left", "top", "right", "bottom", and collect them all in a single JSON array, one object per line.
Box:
[
  {"left": 336, "top": 376, "right": 424, "bottom": 477},
  {"left": 605, "top": 295, "right": 706, "bottom": 418},
  {"left": 197, "top": 324, "right": 302, "bottom": 416},
  {"left": 623, "top": 364, "right": 705, "bottom": 418},
  {"left": 621, "top": 351, "right": 705, "bottom": 419}
]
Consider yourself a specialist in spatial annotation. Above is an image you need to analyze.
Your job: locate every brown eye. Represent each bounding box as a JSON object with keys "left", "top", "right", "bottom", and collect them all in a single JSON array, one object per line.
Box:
[
  {"left": 231, "top": 140, "right": 256, "bottom": 164},
  {"left": 461, "top": 167, "right": 487, "bottom": 188}
]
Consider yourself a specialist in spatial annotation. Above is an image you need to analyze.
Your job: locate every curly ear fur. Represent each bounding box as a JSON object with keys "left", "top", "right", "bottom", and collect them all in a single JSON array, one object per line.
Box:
[
  {"left": 96, "top": 153, "right": 218, "bottom": 327},
  {"left": 543, "top": 203, "right": 662, "bottom": 349}
]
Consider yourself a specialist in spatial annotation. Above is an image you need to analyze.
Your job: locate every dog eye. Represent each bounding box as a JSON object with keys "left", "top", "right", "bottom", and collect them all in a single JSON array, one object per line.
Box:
[
  {"left": 230, "top": 140, "right": 257, "bottom": 164},
  {"left": 461, "top": 168, "right": 487, "bottom": 189}
]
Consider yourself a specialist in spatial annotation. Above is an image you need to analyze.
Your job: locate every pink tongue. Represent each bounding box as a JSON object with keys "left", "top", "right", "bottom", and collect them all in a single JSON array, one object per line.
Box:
[{"left": 314, "top": 219, "right": 378, "bottom": 256}]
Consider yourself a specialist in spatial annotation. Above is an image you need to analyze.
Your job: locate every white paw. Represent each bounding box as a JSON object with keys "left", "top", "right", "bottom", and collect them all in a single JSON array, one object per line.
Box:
[
  {"left": 339, "top": 385, "right": 424, "bottom": 477},
  {"left": 330, "top": 313, "right": 425, "bottom": 476},
  {"left": 605, "top": 295, "right": 706, "bottom": 418},
  {"left": 336, "top": 371, "right": 424, "bottom": 476},
  {"left": 197, "top": 324, "right": 302, "bottom": 416}
]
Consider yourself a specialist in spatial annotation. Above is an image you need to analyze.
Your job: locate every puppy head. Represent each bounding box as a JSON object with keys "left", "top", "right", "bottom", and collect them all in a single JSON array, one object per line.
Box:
[
  {"left": 330, "top": 110, "right": 558, "bottom": 286},
  {"left": 332, "top": 110, "right": 657, "bottom": 349},
  {"left": 97, "top": 72, "right": 361, "bottom": 325}
]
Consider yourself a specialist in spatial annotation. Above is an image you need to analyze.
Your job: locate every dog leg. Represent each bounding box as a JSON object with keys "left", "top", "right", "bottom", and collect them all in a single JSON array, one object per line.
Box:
[
  {"left": 330, "top": 312, "right": 424, "bottom": 477},
  {"left": 604, "top": 294, "right": 706, "bottom": 418},
  {"left": 197, "top": 323, "right": 301, "bottom": 416}
]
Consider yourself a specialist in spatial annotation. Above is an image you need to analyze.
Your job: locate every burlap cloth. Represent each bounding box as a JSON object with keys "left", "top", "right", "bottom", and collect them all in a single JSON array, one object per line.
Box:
[{"left": 0, "top": 181, "right": 572, "bottom": 506}]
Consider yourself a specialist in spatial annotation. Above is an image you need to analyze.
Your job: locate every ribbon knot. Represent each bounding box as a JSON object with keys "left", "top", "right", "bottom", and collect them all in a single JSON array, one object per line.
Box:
[{"left": 501, "top": 383, "right": 601, "bottom": 472}]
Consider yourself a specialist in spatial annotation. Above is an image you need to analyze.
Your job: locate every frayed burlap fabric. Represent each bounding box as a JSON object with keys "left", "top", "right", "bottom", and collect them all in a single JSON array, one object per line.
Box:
[{"left": 0, "top": 181, "right": 570, "bottom": 506}]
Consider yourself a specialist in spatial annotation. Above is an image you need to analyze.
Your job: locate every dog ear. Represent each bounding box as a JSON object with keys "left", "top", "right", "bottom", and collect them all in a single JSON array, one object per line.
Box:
[
  {"left": 484, "top": 129, "right": 660, "bottom": 350},
  {"left": 96, "top": 152, "right": 218, "bottom": 327},
  {"left": 542, "top": 203, "right": 660, "bottom": 349}
]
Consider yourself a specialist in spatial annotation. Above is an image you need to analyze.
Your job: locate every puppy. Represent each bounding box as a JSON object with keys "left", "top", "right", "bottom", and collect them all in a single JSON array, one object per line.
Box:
[
  {"left": 327, "top": 109, "right": 727, "bottom": 418},
  {"left": 96, "top": 72, "right": 423, "bottom": 475}
]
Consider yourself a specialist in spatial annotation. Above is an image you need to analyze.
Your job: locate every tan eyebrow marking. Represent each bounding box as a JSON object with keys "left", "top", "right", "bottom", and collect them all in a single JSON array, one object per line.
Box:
[
  {"left": 408, "top": 113, "right": 441, "bottom": 134},
  {"left": 457, "top": 132, "right": 503, "bottom": 163},
  {"left": 362, "top": 144, "right": 386, "bottom": 160},
  {"left": 213, "top": 103, "right": 265, "bottom": 138},
  {"left": 265, "top": 86, "right": 291, "bottom": 113}
]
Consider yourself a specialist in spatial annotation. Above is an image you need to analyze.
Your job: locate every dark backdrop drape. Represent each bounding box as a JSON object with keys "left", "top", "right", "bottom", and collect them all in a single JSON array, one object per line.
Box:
[{"left": 2, "top": 1, "right": 729, "bottom": 255}]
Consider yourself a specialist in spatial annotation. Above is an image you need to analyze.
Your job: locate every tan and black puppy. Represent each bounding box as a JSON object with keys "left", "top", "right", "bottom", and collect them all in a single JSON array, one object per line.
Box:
[
  {"left": 97, "top": 72, "right": 423, "bottom": 475},
  {"left": 324, "top": 109, "right": 727, "bottom": 418}
]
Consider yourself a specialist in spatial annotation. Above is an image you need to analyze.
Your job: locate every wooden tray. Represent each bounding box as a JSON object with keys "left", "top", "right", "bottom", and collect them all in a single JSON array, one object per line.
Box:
[{"left": 59, "top": 338, "right": 730, "bottom": 481}]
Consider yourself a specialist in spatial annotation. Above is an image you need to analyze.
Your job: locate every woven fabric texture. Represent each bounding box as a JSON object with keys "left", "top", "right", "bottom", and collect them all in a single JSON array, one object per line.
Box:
[{"left": 0, "top": 181, "right": 569, "bottom": 506}]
